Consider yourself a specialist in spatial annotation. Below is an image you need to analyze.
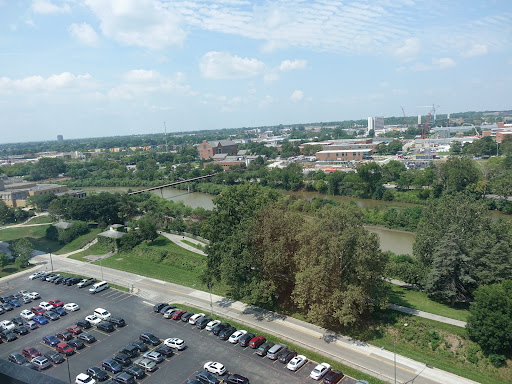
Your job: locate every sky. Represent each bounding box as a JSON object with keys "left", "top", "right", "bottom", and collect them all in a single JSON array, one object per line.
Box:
[{"left": 0, "top": 0, "right": 511, "bottom": 144}]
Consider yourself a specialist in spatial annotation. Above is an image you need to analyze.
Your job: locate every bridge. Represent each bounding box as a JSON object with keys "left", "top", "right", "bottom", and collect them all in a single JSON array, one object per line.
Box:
[{"left": 127, "top": 174, "right": 216, "bottom": 195}]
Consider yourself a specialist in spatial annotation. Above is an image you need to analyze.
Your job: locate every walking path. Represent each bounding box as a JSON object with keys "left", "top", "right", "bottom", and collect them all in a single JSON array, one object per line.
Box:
[
  {"left": 10, "top": 251, "right": 479, "bottom": 384},
  {"left": 158, "top": 231, "right": 206, "bottom": 256}
]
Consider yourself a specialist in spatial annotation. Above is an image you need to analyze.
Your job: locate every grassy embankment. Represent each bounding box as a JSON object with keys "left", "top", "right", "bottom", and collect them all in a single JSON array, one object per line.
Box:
[
  {"left": 23, "top": 216, "right": 55, "bottom": 224},
  {"left": 181, "top": 239, "right": 206, "bottom": 252}
]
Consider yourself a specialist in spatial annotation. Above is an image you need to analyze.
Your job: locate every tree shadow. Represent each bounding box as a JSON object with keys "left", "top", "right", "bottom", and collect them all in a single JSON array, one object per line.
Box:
[
  {"left": 389, "top": 286, "right": 413, "bottom": 308},
  {"left": 242, "top": 306, "right": 287, "bottom": 322}
]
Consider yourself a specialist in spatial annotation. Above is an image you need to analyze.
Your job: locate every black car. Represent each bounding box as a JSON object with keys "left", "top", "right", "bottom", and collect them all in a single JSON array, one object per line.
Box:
[
  {"left": 13, "top": 325, "right": 30, "bottom": 335},
  {"left": 131, "top": 340, "right": 148, "bottom": 352},
  {"left": 97, "top": 322, "right": 115, "bottom": 333},
  {"left": 109, "top": 317, "right": 126, "bottom": 327},
  {"left": 113, "top": 372, "right": 135, "bottom": 384},
  {"left": 102, "top": 358, "right": 123, "bottom": 374},
  {"left": 155, "top": 345, "right": 174, "bottom": 358},
  {"left": 68, "top": 339, "right": 85, "bottom": 350},
  {"left": 153, "top": 303, "right": 168, "bottom": 312},
  {"left": 44, "top": 352, "right": 65, "bottom": 364},
  {"left": 8, "top": 353, "right": 27, "bottom": 365},
  {"left": 120, "top": 345, "right": 139, "bottom": 358},
  {"left": 12, "top": 317, "right": 24, "bottom": 326},
  {"left": 256, "top": 342, "right": 274, "bottom": 356},
  {"left": 181, "top": 312, "right": 194, "bottom": 322},
  {"left": 124, "top": 365, "right": 145, "bottom": 379},
  {"left": 212, "top": 323, "right": 230, "bottom": 336},
  {"left": 67, "top": 277, "right": 82, "bottom": 286},
  {"left": 1, "top": 330, "right": 17, "bottom": 342},
  {"left": 87, "top": 366, "right": 110, "bottom": 381},
  {"left": 43, "top": 311, "right": 59, "bottom": 321},
  {"left": 238, "top": 333, "right": 255, "bottom": 347},
  {"left": 76, "top": 319, "right": 92, "bottom": 329},
  {"left": 195, "top": 370, "right": 220, "bottom": 384},
  {"left": 278, "top": 349, "right": 297, "bottom": 364},
  {"left": 78, "top": 333, "right": 97, "bottom": 343},
  {"left": 218, "top": 326, "right": 237, "bottom": 340},
  {"left": 196, "top": 316, "right": 212, "bottom": 329},
  {"left": 56, "top": 331, "right": 73, "bottom": 341},
  {"left": 225, "top": 374, "right": 249, "bottom": 384},
  {"left": 323, "top": 369, "right": 344, "bottom": 384},
  {"left": 54, "top": 277, "right": 65, "bottom": 284},
  {"left": 139, "top": 332, "right": 160, "bottom": 346},
  {"left": 113, "top": 353, "right": 132, "bottom": 366}
]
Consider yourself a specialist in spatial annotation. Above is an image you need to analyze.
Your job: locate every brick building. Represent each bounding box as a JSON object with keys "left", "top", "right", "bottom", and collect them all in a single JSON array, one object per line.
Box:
[
  {"left": 315, "top": 149, "right": 373, "bottom": 161},
  {"left": 198, "top": 139, "right": 238, "bottom": 160}
]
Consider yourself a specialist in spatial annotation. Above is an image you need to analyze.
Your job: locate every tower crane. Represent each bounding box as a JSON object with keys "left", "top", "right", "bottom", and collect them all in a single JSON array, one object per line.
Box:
[
  {"left": 401, "top": 106, "right": 408, "bottom": 128},
  {"left": 422, "top": 112, "right": 432, "bottom": 139}
]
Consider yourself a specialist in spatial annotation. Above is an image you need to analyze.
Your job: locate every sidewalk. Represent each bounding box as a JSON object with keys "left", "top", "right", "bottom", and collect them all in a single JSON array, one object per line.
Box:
[
  {"left": 158, "top": 231, "right": 206, "bottom": 256},
  {"left": 20, "top": 252, "right": 479, "bottom": 384}
]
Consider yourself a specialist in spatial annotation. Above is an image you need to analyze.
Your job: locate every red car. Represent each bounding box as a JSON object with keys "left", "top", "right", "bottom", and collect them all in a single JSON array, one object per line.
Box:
[
  {"left": 66, "top": 325, "right": 82, "bottom": 335},
  {"left": 56, "top": 343, "right": 74, "bottom": 356},
  {"left": 22, "top": 347, "right": 41, "bottom": 359},
  {"left": 49, "top": 299, "right": 64, "bottom": 308},
  {"left": 172, "top": 310, "right": 187, "bottom": 320},
  {"left": 30, "top": 306, "right": 45, "bottom": 316},
  {"left": 248, "top": 336, "right": 266, "bottom": 349}
]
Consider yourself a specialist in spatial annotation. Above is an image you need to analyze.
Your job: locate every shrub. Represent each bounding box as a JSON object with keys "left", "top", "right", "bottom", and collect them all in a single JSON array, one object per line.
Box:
[{"left": 488, "top": 354, "right": 506, "bottom": 368}]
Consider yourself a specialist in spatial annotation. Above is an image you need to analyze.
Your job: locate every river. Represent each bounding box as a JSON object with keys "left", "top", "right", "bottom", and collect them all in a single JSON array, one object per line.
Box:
[{"left": 81, "top": 186, "right": 416, "bottom": 254}]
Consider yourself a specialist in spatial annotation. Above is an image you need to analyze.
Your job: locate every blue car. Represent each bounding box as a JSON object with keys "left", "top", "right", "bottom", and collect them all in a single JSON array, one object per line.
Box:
[
  {"left": 33, "top": 315, "right": 49, "bottom": 325},
  {"left": 10, "top": 299, "right": 21, "bottom": 307},
  {"left": 51, "top": 307, "right": 67, "bottom": 316},
  {"left": 43, "top": 335, "right": 60, "bottom": 347}
]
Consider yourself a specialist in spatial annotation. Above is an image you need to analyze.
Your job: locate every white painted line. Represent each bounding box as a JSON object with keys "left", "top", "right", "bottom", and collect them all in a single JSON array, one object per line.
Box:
[{"left": 142, "top": 301, "right": 154, "bottom": 306}]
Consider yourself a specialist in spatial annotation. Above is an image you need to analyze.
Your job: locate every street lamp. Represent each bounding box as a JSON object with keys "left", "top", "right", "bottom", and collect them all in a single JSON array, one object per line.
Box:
[
  {"left": 100, "top": 257, "right": 104, "bottom": 281},
  {"left": 48, "top": 248, "right": 53, "bottom": 272},
  {"left": 394, "top": 323, "right": 408, "bottom": 384},
  {"left": 66, "top": 355, "right": 72, "bottom": 383},
  {"left": 208, "top": 281, "right": 213, "bottom": 318}
]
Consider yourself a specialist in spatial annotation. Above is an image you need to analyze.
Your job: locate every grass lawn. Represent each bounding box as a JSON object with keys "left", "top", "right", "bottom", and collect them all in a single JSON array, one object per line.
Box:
[
  {"left": 388, "top": 283, "right": 469, "bottom": 322},
  {"left": 94, "top": 236, "right": 228, "bottom": 296},
  {"left": 54, "top": 228, "right": 102, "bottom": 255},
  {"left": 0, "top": 262, "right": 34, "bottom": 279},
  {"left": 68, "top": 242, "right": 112, "bottom": 262},
  {"left": 0, "top": 224, "right": 60, "bottom": 252},
  {"left": 24, "top": 216, "right": 55, "bottom": 225},
  {"left": 182, "top": 239, "right": 205, "bottom": 252}
]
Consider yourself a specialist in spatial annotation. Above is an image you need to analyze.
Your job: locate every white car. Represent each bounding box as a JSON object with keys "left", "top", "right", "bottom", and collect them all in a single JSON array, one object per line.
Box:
[
  {"left": 28, "top": 271, "right": 44, "bottom": 280},
  {"left": 75, "top": 373, "right": 96, "bottom": 384},
  {"left": 39, "top": 301, "right": 53, "bottom": 311},
  {"left": 287, "top": 355, "right": 308, "bottom": 371},
  {"left": 20, "top": 309, "right": 35, "bottom": 320},
  {"left": 310, "top": 362, "right": 331, "bottom": 380},
  {"left": 164, "top": 337, "right": 186, "bottom": 350},
  {"left": 19, "top": 290, "right": 30, "bottom": 296},
  {"left": 204, "top": 361, "right": 226, "bottom": 375},
  {"left": 163, "top": 308, "right": 179, "bottom": 319},
  {"left": 85, "top": 315, "right": 102, "bottom": 325},
  {"left": 0, "top": 320, "right": 16, "bottom": 331},
  {"left": 94, "top": 308, "right": 111, "bottom": 320},
  {"left": 27, "top": 292, "right": 40, "bottom": 300},
  {"left": 228, "top": 330, "right": 247, "bottom": 344},
  {"left": 205, "top": 320, "right": 221, "bottom": 331},
  {"left": 64, "top": 303, "right": 80, "bottom": 312},
  {"left": 188, "top": 313, "right": 205, "bottom": 325}
]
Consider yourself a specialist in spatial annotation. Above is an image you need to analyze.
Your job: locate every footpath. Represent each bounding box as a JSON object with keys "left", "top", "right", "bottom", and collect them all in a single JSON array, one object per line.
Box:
[{"left": 10, "top": 251, "right": 479, "bottom": 384}]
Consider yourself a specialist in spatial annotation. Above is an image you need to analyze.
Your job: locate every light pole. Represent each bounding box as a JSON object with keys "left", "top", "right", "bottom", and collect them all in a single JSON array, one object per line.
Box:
[
  {"left": 48, "top": 248, "right": 54, "bottom": 272},
  {"left": 394, "top": 323, "right": 408, "bottom": 384},
  {"left": 100, "top": 257, "right": 104, "bottom": 281},
  {"left": 208, "top": 281, "right": 213, "bottom": 317},
  {"left": 66, "top": 355, "right": 72, "bottom": 383}
]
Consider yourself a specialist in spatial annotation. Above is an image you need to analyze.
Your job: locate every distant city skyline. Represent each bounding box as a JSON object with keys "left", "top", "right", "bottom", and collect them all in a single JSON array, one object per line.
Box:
[{"left": 1, "top": 0, "right": 511, "bottom": 144}]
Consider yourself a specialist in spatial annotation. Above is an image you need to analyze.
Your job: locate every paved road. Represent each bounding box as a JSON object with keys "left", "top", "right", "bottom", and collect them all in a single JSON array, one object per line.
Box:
[
  {"left": 7, "top": 253, "right": 479, "bottom": 384},
  {"left": 158, "top": 232, "right": 206, "bottom": 256}
]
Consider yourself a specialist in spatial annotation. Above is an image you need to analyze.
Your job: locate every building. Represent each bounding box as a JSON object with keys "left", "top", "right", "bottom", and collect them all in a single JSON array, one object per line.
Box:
[
  {"left": 205, "top": 152, "right": 265, "bottom": 170},
  {"left": 367, "top": 116, "right": 384, "bottom": 136},
  {"left": 496, "top": 131, "right": 512, "bottom": 143},
  {"left": 315, "top": 149, "right": 373, "bottom": 161},
  {"left": 198, "top": 139, "right": 238, "bottom": 160}
]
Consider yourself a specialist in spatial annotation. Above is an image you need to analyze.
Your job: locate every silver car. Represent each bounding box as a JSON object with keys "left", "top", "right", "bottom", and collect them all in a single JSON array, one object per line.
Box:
[
  {"left": 26, "top": 320, "right": 39, "bottom": 330},
  {"left": 31, "top": 356, "right": 52, "bottom": 370},
  {"left": 143, "top": 351, "right": 163, "bottom": 363},
  {"left": 134, "top": 358, "right": 157, "bottom": 372}
]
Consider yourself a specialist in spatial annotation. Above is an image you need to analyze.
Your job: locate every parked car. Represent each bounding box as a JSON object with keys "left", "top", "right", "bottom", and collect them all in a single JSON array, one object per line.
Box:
[
  {"left": 287, "top": 354, "right": 307, "bottom": 371},
  {"left": 97, "top": 322, "right": 115, "bottom": 333},
  {"left": 1, "top": 330, "right": 18, "bottom": 341},
  {"left": 68, "top": 339, "right": 86, "bottom": 350},
  {"left": 33, "top": 315, "right": 49, "bottom": 325},
  {"left": 228, "top": 330, "right": 247, "bottom": 344},
  {"left": 1, "top": 302, "right": 14, "bottom": 311},
  {"left": 113, "top": 353, "right": 132, "bottom": 366},
  {"left": 49, "top": 299, "right": 64, "bottom": 307},
  {"left": 26, "top": 320, "right": 39, "bottom": 330},
  {"left": 10, "top": 299, "right": 21, "bottom": 307},
  {"left": 171, "top": 310, "right": 187, "bottom": 320},
  {"left": 130, "top": 340, "right": 148, "bottom": 352},
  {"left": 120, "top": 345, "right": 138, "bottom": 358},
  {"left": 27, "top": 292, "right": 40, "bottom": 300},
  {"left": 256, "top": 341, "right": 274, "bottom": 356},
  {"left": 238, "top": 333, "right": 255, "bottom": 347},
  {"left": 20, "top": 309, "right": 35, "bottom": 320},
  {"left": 64, "top": 303, "right": 80, "bottom": 312},
  {"left": 56, "top": 342, "right": 75, "bottom": 355},
  {"left": 323, "top": 369, "right": 344, "bottom": 384},
  {"left": 205, "top": 319, "right": 220, "bottom": 331},
  {"left": 267, "top": 343, "right": 287, "bottom": 360},
  {"left": 76, "top": 319, "right": 92, "bottom": 329},
  {"left": 85, "top": 315, "right": 102, "bottom": 325},
  {"left": 112, "top": 372, "right": 135, "bottom": 384},
  {"left": 1, "top": 320, "right": 16, "bottom": 330},
  {"left": 188, "top": 313, "right": 205, "bottom": 325},
  {"left": 43, "top": 334, "right": 60, "bottom": 347},
  {"left": 159, "top": 305, "right": 175, "bottom": 314},
  {"left": 22, "top": 347, "right": 41, "bottom": 359},
  {"left": 163, "top": 308, "right": 179, "bottom": 318},
  {"left": 75, "top": 373, "right": 97, "bottom": 384},
  {"left": 43, "top": 311, "right": 60, "bottom": 321},
  {"left": 87, "top": 366, "right": 110, "bottom": 382},
  {"left": 66, "top": 325, "right": 83, "bottom": 334},
  {"left": 163, "top": 337, "right": 185, "bottom": 350},
  {"left": 109, "top": 317, "right": 126, "bottom": 327},
  {"left": 195, "top": 370, "right": 220, "bottom": 384},
  {"left": 51, "top": 307, "right": 67, "bottom": 316},
  {"left": 12, "top": 317, "right": 24, "bottom": 326},
  {"left": 78, "top": 333, "right": 97, "bottom": 343},
  {"left": 22, "top": 296, "right": 32, "bottom": 304},
  {"left": 77, "top": 278, "right": 95, "bottom": 288},
  {"left": 196, "top": 316, "right": 212, "bottom": 329},
  {"left": 153, "top": 303, "right": 168, "bottom": 312},
  {"left": 124, "top": 365, "right": 146, "bottom": 379},
  {"left": 139, "top": 332, "right": 160, "bottom": 345},
  {"left": 181, "top": 312, "right": 194, "bottom": 322},
  {"left": 39, "top": 302, "right": 54, "bottom": 311},
  {"left": 13, "top": 325, "right": 30, "bottom": 335},
  {"left": 143, "top": 350, "right": 163, "bottom": 363},
  {"left": 224, "top": 374, "right": 249, "bottom": 384},
  {"left": 218, "top": 326, "right": 237, "bottom": 340},
  {"left": 29, "top": 271, "right": 44, "bottom": 280},
  {"left": 94, "top": 308, "right": 111, "bottom": 320},
  {"left": 56, "top": 331, "right": 73, "bottom": 341},
  {"left": 31, "top": 356, "right": 52, "bottom": 370},
  {"left": 212, "top": 323, "right": 230, "bottom": 336},
  {"left": 204, "top": 361, "right": 226, "bottom": 375},
  {"left": 133, "top": 358, "right": 157, "bottom": 372},
  {"left": 45, "top": 351, "right": 65, "bottom": 364},
  {"left": 278, "top": 349, "right": 297, "bottom": 364},
  {"left": 155, "top": 345, "right": 173, "bottom": 358},
  {"left": 8, "top": 353, "right": 27, "bottom": 365},
  {"left": 53, "top": 277, "right": 65, "bottom": 285},
  {"left": 102, "top": 359, "right": 123, "bottom": 374},
  {"left": 249, "top": 336, "right": 266, "bottom": 349},
  {"left": 310, "top": 363, "right": 331, "bottom": 380}
]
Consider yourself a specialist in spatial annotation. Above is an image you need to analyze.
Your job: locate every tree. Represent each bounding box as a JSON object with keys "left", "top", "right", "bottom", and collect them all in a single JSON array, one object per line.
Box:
[
  {"left": 437, "top": 156, "right": 480, "bottom": 193},
  {"left": 138, "top": 218, "right": 158, "bottom": 243},
  {"left": 382, "top": 160, "right": 406, "bottom": 182},
  {"left": 357, "top": 162, "right": 382, "bottom": 198},
  {"left": 466, "top": 281, "right": 512, "bottom": 357},
  {"left": 9, "top": 238, "right": 34, "bottom": 261},
  {"left": 27, "top": 193, "right": 57, "bottom": 210},
  {"left": 0, "top": 252, "right": 9, "bottom": 268},
  {"left": 450, "top": 141, "right": 462, "bottom": 154},
  {"left": 45, "top": 225, "right": 59, "bottom": 241}
]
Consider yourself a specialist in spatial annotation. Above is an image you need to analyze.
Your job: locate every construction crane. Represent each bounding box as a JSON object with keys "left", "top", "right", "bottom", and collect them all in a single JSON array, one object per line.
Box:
[
  {"left": 422, "top": 112, "right": 432, "bottom": 139},
  {"left": 419, "top": 104, "right": 440, "bottom": 123},
  {"left": 401, "top": 106, "right": 408, "bottom": 128}
]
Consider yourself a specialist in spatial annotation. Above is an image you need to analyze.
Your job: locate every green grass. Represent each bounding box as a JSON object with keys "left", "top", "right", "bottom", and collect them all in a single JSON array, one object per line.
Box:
[
  {"left": 23, "top": 216, "right": 55, "bottom": 225},
  {"left": 68, "top": 242, "right": 112, "bottom": 262},
  {"left": 94, "top": 236, "right": 229, "bottom": 296},
  {"left": 388, "top": 283, "right": 469, "bottom": 322},
  {"left": 0, "top": 225, "right": 50, "bottom": 242},
  {"left": 54, "top": 228, "right": 103, "bottom": 255},
  {"left": 182, "top": 239, "right": 205, "bottom": 251},
  {"left": 0, "top": 262, "right": 34, "bottom": 278},
  {"left": 174, "top": 303, "right": 388, "bottom": 384}
]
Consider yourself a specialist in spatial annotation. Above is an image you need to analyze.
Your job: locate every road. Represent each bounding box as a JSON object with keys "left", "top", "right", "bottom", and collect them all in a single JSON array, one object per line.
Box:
[{"left": 4, "top": 252, "right": 479, "bottom": 384}]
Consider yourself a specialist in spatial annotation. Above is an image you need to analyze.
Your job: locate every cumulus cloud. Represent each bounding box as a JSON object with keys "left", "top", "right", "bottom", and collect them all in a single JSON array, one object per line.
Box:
[
  {"left": 84, "top": 0, "right": 185, "bottom": 50},
  {"left": 279, "top": 59, "right": 307, "bottom": 71},
  {"left": 31, "top": 0, "right": 70, "bottom": 14},
  {"left": 290, "top": 90, "right": 304, "bottom": 102},
  {"left": 199, "top": 52, "right": 266, "bottom": 80},
  {"left": 462, "top": 44, "right": 488, "bottom": 58},
  {"left": 432, "top": 57, "right": 456, "bottom": 69},
  {"left": 0, "top": 72, "right": 96, "bottom": 93},
  {"left": 393, "top": 38, "right": 421, "bottom": 62},
  {"left": 69, "top": 23, "right": 99, "bottom": 46}
]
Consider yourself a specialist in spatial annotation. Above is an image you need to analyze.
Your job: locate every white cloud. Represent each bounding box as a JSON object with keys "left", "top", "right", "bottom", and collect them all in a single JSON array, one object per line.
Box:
[
  {"left": 432, "top": 57, "right": 456, "bottom": 70},
  {"left": 31, "top": 0, "right": 70, "bottom": 14},
  {"left": 379, "top": 82, "right": 389, "bottom": 88},
  {"left": 393, "top": 38, "right": 421, "bottom": 62},
  {"left": 258, "top": 95, "right": 275, "bottom": 109},
  {"left": 279, "top": 59, "right": 307, "bottom": 72},
  {"left": 462, "top": 44, "right": 488, "bottom": 58},
  {"left": 84, "top": 0, "right": 185, "bottom": 50},
  {"left": 69, "top": 23, "right": 99, "bottom": 46},
  {"left": 402, "top": 57, "right": 456, "bottom": 72},
  {"left": 263, "top": 72, "right": 279, "bottom": 84},
  {"left": 290, "top": 90, "right": 304, "bottom": 102},
  {"left": 0, "top": 72, "right": 96, "bottom": 93},
  {"left": 199, "top": 51, "right": 266, "bottom": 80}
]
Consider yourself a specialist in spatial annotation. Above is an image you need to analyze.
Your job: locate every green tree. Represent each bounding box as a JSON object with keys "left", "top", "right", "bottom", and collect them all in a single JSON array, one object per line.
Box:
[
  {"left": 9, "top": 238, "right": 34, "bottom": 261},
  {"left": 382, "top": 160, "right": 406, "bottom": 182},
  {"left": 437, "top": 156, "right": 480, "bottom": 193},
  {"left": 0, "top": 252, "right": 9, "bottom": 268},
  {"left": 28, "top": 157, "right": 66, "bottom": 180},
  {"left": 466, "top": 281, "right": 512, "bottom": 357},
  {"left": 138, "top": 217, "right": 158, "bottom": 243},
  {"left": 45, "top": 225, "right": 59, "bottom": 241},
  {"left": 27, "top": 193, "right": 57, "bottom": 210},
  {"left": 357, "top": 162, "right": 382, "bottom": 198},
  {"left": 450, "top": 141, "right": 462, "bottom": 154}
]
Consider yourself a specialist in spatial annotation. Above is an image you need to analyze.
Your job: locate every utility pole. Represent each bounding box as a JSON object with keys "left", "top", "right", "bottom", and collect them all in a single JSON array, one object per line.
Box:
[
  {"left": 394, "top": 323, "right": 408, "bottom": 384},
  {"left": 208, "top": 281, "right": 214, "bottom": 317},
  {"left": 48, "top": 248, "right": 54, "bottom": 272}
]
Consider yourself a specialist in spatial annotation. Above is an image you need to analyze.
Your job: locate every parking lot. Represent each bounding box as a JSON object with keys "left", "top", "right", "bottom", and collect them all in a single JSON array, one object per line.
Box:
[{"left": 0, "top": 275, "right": 356, "bottom": 384}]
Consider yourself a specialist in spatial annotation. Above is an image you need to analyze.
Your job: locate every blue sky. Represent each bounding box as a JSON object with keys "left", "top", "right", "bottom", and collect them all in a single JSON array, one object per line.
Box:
[{"left": 0, "top": 0, "right": 511, "bottom": 143}]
